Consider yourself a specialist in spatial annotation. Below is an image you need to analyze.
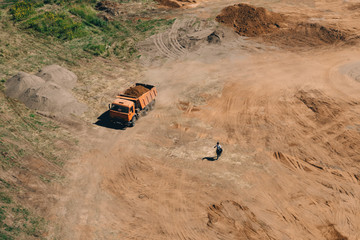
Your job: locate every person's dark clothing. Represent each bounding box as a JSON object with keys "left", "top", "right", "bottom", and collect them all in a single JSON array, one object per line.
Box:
[{"left": 214, "top": 143, "right": 223, "bottom": 159}]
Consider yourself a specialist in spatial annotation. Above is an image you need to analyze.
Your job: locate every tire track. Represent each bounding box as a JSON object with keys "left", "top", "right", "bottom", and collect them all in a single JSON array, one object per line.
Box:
[
  {"left": 154, "top": 32, "right": 177, "bottom": 59},
  {"left": 168, "top": 19, "right": 187, "bottom": 55}
]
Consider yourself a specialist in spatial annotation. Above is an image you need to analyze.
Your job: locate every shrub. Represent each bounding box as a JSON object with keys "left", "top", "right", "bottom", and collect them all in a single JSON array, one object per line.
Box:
[
  {"left": 69, "top": 5, "right": 107, "bottom": 28},
  {"left": 9, "top": 1, "right": 34, "bottom": 21},
  {"left": 23, "top": 11, "right": 87, "bottom": 40},
  {"left": 83, "top": 43, "right": 106, "bottom": 56}
]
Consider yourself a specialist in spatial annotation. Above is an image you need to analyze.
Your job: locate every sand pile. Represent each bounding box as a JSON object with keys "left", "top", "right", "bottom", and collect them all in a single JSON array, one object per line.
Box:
[
  {"left": 155, "top": 0, "right": 196, "bottom": 8},
  {"left": 36, "top": 64, "right": 77, "bottom": 89},
  {"left": 124, "top": 85, "right": 149, "bottom": 98},
  {"left": 265, "top": 22, "right": 348, "bottom": 47},
  {"left": 216, "top": 3, "right": 350, "bottom": 47},
  {"left": 5, "top": 65, "right": 87, "bottom": 116},
  {"left": 5, "top": 72, "right": 45, "bottom": 99},
  {"left": 215, "top": 4, "right": 284, "bottom": 37},
  {"left": 19, "top": 82, "right": 86, "bottom": 115}
]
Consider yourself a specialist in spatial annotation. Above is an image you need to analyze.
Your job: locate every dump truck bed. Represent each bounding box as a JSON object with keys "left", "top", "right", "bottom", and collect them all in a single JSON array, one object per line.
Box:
[{"left": 117, "top": 83, "right": 157, "bottom": 110}]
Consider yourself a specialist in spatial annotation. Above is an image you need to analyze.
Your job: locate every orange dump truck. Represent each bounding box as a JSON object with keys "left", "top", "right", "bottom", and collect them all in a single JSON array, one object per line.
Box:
[{"left": 109, "top": 83, "right": 157, "bottom": 127}]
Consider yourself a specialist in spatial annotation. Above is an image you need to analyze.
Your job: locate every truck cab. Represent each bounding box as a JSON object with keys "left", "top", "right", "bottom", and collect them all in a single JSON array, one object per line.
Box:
[
  {"left": 109, "top": 98, "right": 136, "bottom": 125},
  {"left": 108, "top": 83, "right": 156, "bottom": 127}
]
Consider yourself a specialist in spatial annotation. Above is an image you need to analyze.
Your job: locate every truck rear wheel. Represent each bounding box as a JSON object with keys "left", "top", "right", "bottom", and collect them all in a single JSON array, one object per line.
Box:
[
  {"left": 142, "top": 106, "right": 149, "bottom": 116},
  {"left": 149, "top": 100, "right": 155, "bottom": 110}
]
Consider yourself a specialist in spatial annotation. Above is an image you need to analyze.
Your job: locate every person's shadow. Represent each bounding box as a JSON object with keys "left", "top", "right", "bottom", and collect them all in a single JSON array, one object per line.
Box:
[
  {"left": 94, "top": 110, "right": 126, "bottom": 130},
  {"left": 202, "top": 156, "right": 217, "bottom": 161}
]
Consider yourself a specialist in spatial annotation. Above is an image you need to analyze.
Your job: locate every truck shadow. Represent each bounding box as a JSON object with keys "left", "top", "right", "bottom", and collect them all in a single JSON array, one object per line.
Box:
[{"left": 94, "top": 110, "right": 126, "bottom": 130}]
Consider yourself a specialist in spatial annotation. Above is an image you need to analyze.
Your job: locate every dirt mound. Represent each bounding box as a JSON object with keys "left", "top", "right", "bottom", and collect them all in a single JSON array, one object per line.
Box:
[
  {"left": 155, "top": 0, "right": 196, "bottom": 8},
  {"left": 5, "top": 72, "right": 45, "bottom": 99},
  {"left": 296, "top": 23, "right": 347, "bottom": 44},
  {"left": 36, "top": 64, "right": 77, "bottom": 89},
  {"left": 216, "top": 3, "right": 351, "bottom": 47},
  {"left": 95, "top": 0, "right": 121, "bottom": 16},
  {"left": 265, "top": 23, "right": 348, "bottom": 47},
  {"left": 215, "top": 4, "right": 284, "bottom": 37},
  {"left": 18, "top": 82, "right": 87, "bottom": 115},
  {"left": 124, "top": 85, "right": 149, "bottom": 97},
  {"left": 5, "top": 67, "right": 86, "bottom": 116}
]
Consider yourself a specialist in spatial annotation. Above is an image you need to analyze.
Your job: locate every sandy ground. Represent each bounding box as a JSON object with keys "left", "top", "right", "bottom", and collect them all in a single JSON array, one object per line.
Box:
[{"left": 47, "top": 0, "right": 360, "bottom": 239}]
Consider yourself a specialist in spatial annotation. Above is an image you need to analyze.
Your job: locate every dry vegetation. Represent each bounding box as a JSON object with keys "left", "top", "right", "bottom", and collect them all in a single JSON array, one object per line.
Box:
[{"left": 0, "top": 92, "right": 76, "bottom": 239}]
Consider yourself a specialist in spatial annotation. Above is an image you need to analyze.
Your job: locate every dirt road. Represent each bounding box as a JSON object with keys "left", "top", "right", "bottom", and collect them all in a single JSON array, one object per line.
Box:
[{"left": 48, "top": 0, "right": 360, "bottom": 239}]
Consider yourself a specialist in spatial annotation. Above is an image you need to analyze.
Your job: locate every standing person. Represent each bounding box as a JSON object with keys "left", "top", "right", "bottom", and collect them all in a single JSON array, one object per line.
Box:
[{"left": 214, "top": 142, "right": 223, "bottom": 160}]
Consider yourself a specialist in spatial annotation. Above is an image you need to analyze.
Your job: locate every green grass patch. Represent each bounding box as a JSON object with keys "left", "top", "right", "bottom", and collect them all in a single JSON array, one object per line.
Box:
[
  {"left": 69, "top": 4, "right": 107, "bottom": 28},
  {"left": 0, "top": 192, "right": 12, "bottom": 204},
  {"left": 0, "top": 231, "right": 13, "bottom": 240},
  {"left": 4, "top": 1, "right": 175, "bottom": 59},
  {"left": 83, "top": 43, "right": 106, "bottom": 56},
  {"left": 0, "top": 179, "right": 11, "bottom": 189},
  {"left": 0, "top": 79, "right": 5, "bottom": 91},
  {"left": 0, "top": 147, "right": 16, "bottom": 170},
  {"left": 23, "top": 11, "right": 87, "bottom": 40},
  {"left": 46, "top": 0, "right": 98, "bottom": 5},
  {"left": 0, "top": 200, "right": 46, "bottom": 239},
  {"left": 135, "top": 18, "right": 175, "bottom": 32}
]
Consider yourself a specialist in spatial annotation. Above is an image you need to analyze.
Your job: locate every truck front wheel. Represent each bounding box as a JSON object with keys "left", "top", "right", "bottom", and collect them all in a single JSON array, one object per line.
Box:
[{"left": 129, "top": 116, "right": 137, "bottom": 127}]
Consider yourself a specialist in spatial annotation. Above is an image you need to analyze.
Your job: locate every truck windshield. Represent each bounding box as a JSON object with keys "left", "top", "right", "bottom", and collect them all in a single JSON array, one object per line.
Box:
[{"left": 111, "top": 104, "right": 129, "bottom": 113}]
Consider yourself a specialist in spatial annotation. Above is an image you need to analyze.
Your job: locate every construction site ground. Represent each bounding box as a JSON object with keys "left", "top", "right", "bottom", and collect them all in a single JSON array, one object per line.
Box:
[
  {"left": 49, "top": 1, "right": 360, "bottom": 239},
  {"left": 2, "top": 0, "right": 360, "bottom": 239}
]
